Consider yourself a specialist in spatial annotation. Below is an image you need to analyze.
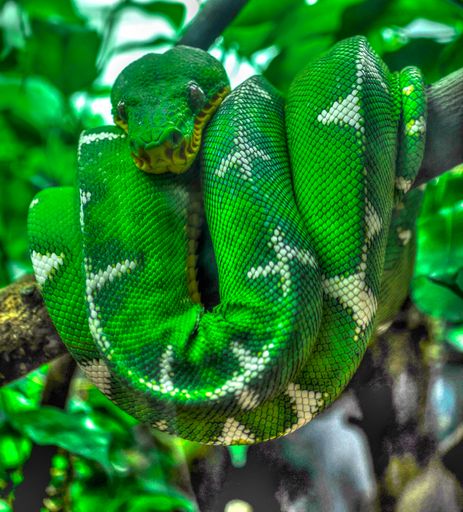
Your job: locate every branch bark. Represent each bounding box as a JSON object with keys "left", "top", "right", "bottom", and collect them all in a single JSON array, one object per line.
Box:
[
  {"left": 177, "top": 0, "right": 249, "bottom": 50},
  {"left": 0, "top": 275, "right": 66, "bottom": 385},
  {"left": 415, "top": 67, "right": 463, "bottom": 187}
]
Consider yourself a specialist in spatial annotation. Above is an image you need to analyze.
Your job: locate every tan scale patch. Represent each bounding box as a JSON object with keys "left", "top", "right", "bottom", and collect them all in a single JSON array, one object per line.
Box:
[
  {"left": 80, "top": 359, "right": 112, "bottom": 395},
  {"left": 217, "top": 418, "right": 256, "bottom": 445}
]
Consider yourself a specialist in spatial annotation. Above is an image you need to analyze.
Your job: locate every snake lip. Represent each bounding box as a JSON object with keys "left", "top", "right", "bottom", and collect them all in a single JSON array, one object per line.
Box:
[{"left": 131, "top": 139, "right": 197, "bottom": 174}]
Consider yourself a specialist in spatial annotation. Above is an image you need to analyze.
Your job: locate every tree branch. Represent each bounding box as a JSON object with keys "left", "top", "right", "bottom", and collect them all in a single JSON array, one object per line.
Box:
[
  {"left": 177, "top": 0, "right": 249, "bottom": 50},
  {"left": 0, "top": 275, "right": 66, "bottom": 385},
  {"left": 415, "top": 67, "right": 463, "bottom": 187}
]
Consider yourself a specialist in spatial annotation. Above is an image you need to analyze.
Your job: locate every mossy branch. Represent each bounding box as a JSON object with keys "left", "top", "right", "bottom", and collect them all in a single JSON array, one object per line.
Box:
[{"left": 0, "top": 275, "right": 66, "bottom": 385}]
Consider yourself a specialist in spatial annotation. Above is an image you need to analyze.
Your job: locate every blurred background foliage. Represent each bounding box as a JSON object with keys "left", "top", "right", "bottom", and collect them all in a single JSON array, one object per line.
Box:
[{"left": 0, "top": 0, "right": 462, "bottom": 510}]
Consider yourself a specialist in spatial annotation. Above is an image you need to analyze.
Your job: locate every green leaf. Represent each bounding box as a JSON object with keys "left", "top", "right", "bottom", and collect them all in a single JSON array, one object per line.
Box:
[
  {"left": 71, "top": 385, "right": 138, "bottom": 431},
  {"left": 0, "top": 76, "right": 66, "bottom": 134},
  {"left": 413, "top": 274, "right": 463, "bottom": 322},
  {"left": 131, "top": 1, "right": 186, "bottom": 29},
  {"left": 0, "top": 386, "right": 39, "bottom": 417},
  {"left": 447, "top": 324, "right": 463, "bottom": 351},
  {"left": 337, "top": 0, "right": 394, "bottom": 39},
  {"left": 0, "top": 431, "right": 31, "bottom": 468},
  {"left": 112, "top": 36, "right": 173, "bottom": 56},
  {"left": 0, "top": 500, "right": 13, "bottom": 512},
  {"left": 439, "top": 33, "right": 463, "bottom": 75},
  {"left": 264, "top": 36, "right": 332, "bottom": 92},
  {"left": 223, "top": 22, "right": 276, "bottom": 57},
  {"left": 376, "top": 0, "right": 463, "bottom": 27},
  {"left": 17, "top": 0, "right": 83, "bottom": 23},
  {"left": 230, "top": 0, "right": 301, "bottom": 26},
  {"left": 72, "top": 492, "right": 127, "bottom": 512},
  {"left": 382, "top": 38, "right": 449, "bottom": 80},
  {"left": 412, "top": 168, "right": 463, "bottom": 321},
  {"left": 129, "top": 492, "right": 197, "bottom": 512},
  {"left": 8, "top": 408, "right": 113, "bottom": 473},
  {"left": 224, "top": 0, "right": 364, "bottom": 59},
  {"left": 23, "top": 19, "right": 101, "bottom": 95}
]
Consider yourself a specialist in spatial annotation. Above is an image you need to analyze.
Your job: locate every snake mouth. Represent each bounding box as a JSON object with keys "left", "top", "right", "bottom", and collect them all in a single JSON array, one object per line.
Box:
[{"left": 131, "top": 140, "right": 197, "bottom": 174}]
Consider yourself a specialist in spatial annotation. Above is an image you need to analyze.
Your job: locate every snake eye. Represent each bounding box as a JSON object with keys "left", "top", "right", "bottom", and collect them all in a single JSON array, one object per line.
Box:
[
  {"left": 117, "top": 101, "right": 127, "bottom": 122},
  {"left": 188, "top": 83, "right": 206, "bottom": 111}
]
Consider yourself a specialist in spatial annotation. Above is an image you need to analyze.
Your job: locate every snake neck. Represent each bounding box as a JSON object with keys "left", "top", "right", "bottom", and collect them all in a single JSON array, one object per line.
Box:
[
  {"left": 188, "top": 85, "right": 231, "bottom": 163},
  {"left": 184, "top": 87, "right": 231, "bottom": 305}
]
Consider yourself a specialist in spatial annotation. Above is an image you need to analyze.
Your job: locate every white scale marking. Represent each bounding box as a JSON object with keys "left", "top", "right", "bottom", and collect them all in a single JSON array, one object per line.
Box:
[
  {"left": 247, "top": 227, "right": 316, "bottom": 297},
  {"left": 246, "top": 79, "right": 273, "bottom": 101},
  {"left": 376, "top": 320, "right": 393, "bottom": 336},
  {"left": 78, "top": 131, "right": 126, "bottom": 158},
  {"left": 365, "top": 198, "right": 382, "bottom": 241},
  {"left": 85, "top": 260, "right": 137, "bottom": 357},
  {"left": 236, "top": 387, "right": 262, "bottom": 410},
  {"left": 86, "top": 260, "right": 137, "bottom": 295},
  {"left": 323, "top": 193, "right": 382, "bottom": 331},
  {"left": 158, "top": 344, "right": 175, "bottom": 393},
  {"left": 406, "top": 115, "right": 426, "bottom": 136},
  {"left": 142, "top": 340, "right": 274, "bottom": 401},
  {"left": 317, "top": 89, "right": 363, "bottom": 132},
  {"left": 287, "top": 384, "right": 324, "bottom": 424},
  {"left": 79, "top": 190, "right": 92, "bottom": 229},
  {"left": 283, "top": 384, "right": 329, "bottom": 435},
  {"left": 215, "top": 80, "right": 272, "bottom": 181},
  {"left": 397, "top": 227, "right": 412, "bottom": 246},
  {"left": 367, "top": 60, "right": 389, "bottom": 91},
  {"left": 402, "top": 84, "right": 414, "bottom": 96},
  {"left": 31, "top": 251, "right": 65, "bottom": 285},
  {"left": 78, "top": 187, "right": 137, "bottom": 354},
  {"left": 395, "top": 177, "right": 413, "bottom": 193},
  {"left": 217, "top": 417, "right": 256, "bottom": 444},
  {"left": 323, "top": 271, "right": 378, "bottom": 330},
  {"left": 216, "top": 146, "right": 271, "bottom": 181},
  {"left": 86, "top": 259, "right": 137, "bottom": 352},
  {"left": 29, "top": 198, "right": 39, "bottom": 209},
  {"left": 315, "top": 50, "right": 390, "bottom": 334},
  {"left": 317, "top": 44, "right": 388, "bottom": 135},
  {"left": 206, "top": 342, "right": 274, "bottom": 401},
  {"left": 153, "top": 419, "right": 168, "bottom": 432}
]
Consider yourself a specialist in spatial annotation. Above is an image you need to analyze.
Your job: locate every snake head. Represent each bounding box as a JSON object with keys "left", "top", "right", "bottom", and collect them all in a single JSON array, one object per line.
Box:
[{"left": 111, "top": 46, "right": 230, "bottom": 174}]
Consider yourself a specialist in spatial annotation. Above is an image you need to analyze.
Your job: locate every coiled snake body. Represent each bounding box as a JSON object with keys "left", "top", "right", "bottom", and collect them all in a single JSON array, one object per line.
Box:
[{"left": 28, "top": 37, "right": 426, "bottom": 444}]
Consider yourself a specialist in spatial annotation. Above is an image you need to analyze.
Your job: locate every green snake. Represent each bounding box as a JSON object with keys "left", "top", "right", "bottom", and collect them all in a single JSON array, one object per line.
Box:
[{"left": 28, "top": 37, "right": 426, "bottom": 445}]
